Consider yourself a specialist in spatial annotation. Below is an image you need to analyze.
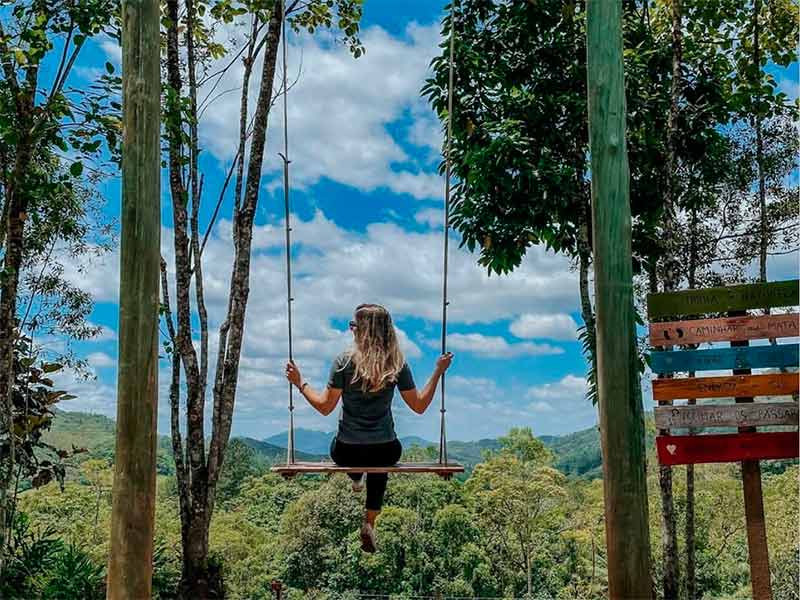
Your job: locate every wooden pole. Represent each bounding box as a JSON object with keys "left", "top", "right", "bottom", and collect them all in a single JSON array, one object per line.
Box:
[
  {"left": 731, "top": 311, "right": 773, "bottom": 600},
  {"left": 586, "top": 1, "right": 653, "bottom": 598},
  {"left": 106, "top": 0, "right": 161, "bottom": 594}
]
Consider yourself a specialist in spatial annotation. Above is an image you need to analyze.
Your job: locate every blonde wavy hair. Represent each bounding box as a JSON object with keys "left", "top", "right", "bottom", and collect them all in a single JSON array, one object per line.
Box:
[{"left": 347, "top": 304, "right": 405, "bottom": 392}]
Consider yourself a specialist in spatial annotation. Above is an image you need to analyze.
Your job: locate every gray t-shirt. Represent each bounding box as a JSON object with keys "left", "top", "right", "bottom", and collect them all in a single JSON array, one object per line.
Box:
[{"left": 327, "top": 352, "right": 416, "bottom": 444}]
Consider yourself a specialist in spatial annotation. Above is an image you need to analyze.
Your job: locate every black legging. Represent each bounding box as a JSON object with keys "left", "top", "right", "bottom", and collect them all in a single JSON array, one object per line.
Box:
[{"left": 330, "top": 437, "right": 403, "bottom": 511}]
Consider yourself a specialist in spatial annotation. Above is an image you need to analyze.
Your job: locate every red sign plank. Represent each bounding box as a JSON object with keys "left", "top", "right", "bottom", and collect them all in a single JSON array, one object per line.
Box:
[
  {"left": 649, "top": 313, "right": 799, "bottom": 347},
  {"left": 652, "top": 373, "right": 799, "bottom": 401},
  {"left": 656, "top": 432, "right": 799, "bottom": 466}
]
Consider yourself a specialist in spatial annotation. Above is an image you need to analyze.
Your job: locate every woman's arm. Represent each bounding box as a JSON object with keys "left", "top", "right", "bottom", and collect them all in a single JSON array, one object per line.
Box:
[
  {"left": 285, "top": 361, "right": 342, "bottom": 416},
  {"left": 400, "top": 352, "right": 454, "bottom": 414}
]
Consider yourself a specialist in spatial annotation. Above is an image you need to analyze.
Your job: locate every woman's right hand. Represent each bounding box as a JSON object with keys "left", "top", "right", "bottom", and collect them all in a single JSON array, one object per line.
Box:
[
  {"left": 285, "top": 360, "right": 303, "bottom": 388},
  {"left": 436, "top": 352, "right": 454, "bottom": 374}
]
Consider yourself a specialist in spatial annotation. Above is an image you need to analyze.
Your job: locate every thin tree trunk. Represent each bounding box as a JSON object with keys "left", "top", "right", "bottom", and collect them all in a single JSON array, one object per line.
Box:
[
  {"left": 161, "top": 2, "right": 284, "bottom": 596},
  {"left": 686, "top": 208, "right": 698, "bottom": 600},
  {"left": 753, "top": 0, "right": 767, "bottom": 284},
  {"left": 164, "top": 1, "right": 211, "bottom": 595},
  {"left": 160, "top": 260, "right": 191, "bottom": 541},
  {"left": 207, "top": 2, "right": 283, "bottom": 493},
  {"left": 0, "top": 72, "right": 37, "bottom": 573},
  {"left": 658, "top": 0, "right": 683, "bottom": 595}
]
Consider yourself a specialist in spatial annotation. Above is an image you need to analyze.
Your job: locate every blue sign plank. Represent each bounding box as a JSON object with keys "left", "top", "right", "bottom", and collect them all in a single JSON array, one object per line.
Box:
[{"left": 651, "top": 344, "right": 799, "bottom": 374}]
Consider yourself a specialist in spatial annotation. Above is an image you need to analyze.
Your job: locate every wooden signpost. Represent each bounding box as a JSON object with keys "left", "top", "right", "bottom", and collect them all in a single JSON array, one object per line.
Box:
[
  {"left": 650, "top": 313, "right": 799, "bottom": 346},
  {"left": 654, "top": 402, "right": 799, "bottom": 430},
  {"left": 647, "top": 279, "right": 799, "bottom": 318},
  {"left": 647, "top": 280, "right": 799, "bottom": 600},
  {"left": 652, "top": 372, "right": 798, "bottom": 401},
  {"left": 656, "top": 431, "right": 798, "bottom": 466},
  {"left": 650, "top": 343, "right": 799, "bottom": 373}
]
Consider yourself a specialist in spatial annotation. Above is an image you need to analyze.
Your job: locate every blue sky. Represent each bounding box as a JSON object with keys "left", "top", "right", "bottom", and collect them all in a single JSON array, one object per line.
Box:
[{"left": 55, "top": 1, "right": 799, "bottom": 443}]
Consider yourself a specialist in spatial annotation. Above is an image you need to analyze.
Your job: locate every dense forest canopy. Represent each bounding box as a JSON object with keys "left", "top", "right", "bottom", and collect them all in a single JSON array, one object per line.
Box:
[{"left": 4, "top": 412, "right": 798, "bottom": 598}]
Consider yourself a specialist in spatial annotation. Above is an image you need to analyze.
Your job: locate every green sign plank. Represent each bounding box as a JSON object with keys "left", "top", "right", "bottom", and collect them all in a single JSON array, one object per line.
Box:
[
  {"left": 650, "top": 343, "right": 799, "bottom": 374},
  {"left": 647, "top": 280, "right": 799, "bottom": 319}
]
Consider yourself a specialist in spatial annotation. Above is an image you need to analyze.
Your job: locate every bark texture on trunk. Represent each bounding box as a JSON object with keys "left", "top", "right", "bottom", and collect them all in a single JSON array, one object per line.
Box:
[
  {"left": 658, "top": 0, "right": 683, "bottom": 595},
  {"left": 206, "top": 3, "right": 283, "bottom": 494},
  {"left": 106, "top": 0, "right": 161, "bottom": 591},
  {"left": 686, "top": 207, "right": 698, "bottom": 600},
  {"left": 162, "top": 3, "right": 284, "bottom": 597},
  {"left": 0, "top": 62, "right": 38, "bottom": 572},
  {"left": 586, "top": 2, "right": 654, "bottom": 594}
]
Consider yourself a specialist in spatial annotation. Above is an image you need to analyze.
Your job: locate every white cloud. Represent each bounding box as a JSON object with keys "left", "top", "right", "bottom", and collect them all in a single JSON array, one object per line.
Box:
[
  {"left": 198, "top": 21, "right": 443, "bottom": 199},
  {"left": 527, "top": 374, "right": 587, "bottom": 401},
  {"left": 60, "top": 245, "right": 119, "bottom": 303},
  {"left": 88, "top": 324, "right": 117, "bottom": 342},
  {"left": 52, "top": 372, "right": 117, "bottom": 417},
  {"left": 87, "top": 352, "right": 115, "bottom": 368},
  {"left": 524, "top": 374, "right": 598, "bottom": 434},
  {"left": 415, "top": 208, "right": 445, "bottom": 229},
  {"left": 100, "top": 38, "right": 121, "bottom": 68},
  {"left": 510, "top": 313, "right": 579, "bottom": 341},
  {"left": 62, "top": 205, "right": 579, "bottom": 438},
  {"left": 435, "top": 332, "right": 563, "bottom": 359}
]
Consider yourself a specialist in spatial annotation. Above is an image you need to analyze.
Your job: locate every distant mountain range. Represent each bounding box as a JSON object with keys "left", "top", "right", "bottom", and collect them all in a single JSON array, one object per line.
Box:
[
  {"left": 263, "top": 429, "right": 442, "bottom": 457},
  {"left": 44, "top": 411, "right": 611, "bottom": 479},
  {"left": 264, "top": 427, "right": 606, "bottom": 476}
]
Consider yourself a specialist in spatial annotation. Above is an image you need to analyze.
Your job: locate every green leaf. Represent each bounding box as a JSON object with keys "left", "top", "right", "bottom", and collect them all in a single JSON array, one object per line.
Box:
[
  {"left": 70, "top": 162, "right": 83, "bottom": 177},
  {"left": 105, "top": 61, "right": 115, "bottom": 74}
]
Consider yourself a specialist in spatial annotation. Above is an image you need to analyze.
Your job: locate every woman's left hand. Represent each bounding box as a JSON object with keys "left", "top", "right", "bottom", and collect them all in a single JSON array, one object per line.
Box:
[{"left": 285, "top": 360, "right": 303, "bottom": 388}]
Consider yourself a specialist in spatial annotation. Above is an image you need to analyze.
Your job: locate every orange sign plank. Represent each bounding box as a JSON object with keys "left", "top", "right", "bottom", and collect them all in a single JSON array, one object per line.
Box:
[
  {"left": 652, "top": 373, "right": 799, "bottom": 401},
  {"left": 649, "top": 313, "right": 799, "bottom": 347}
]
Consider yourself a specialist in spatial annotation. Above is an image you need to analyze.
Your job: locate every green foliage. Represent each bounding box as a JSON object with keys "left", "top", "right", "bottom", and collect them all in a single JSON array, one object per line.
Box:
[
  {"left": 8, "top": 336, "right": 83, "bottom": 494},
  {"left": 497, "top": 426, "right": 553, "bottom": 465},
  {"left": 1, "top": 514, "right": 104, "bottom": 599},
  {"left": 14, "top": 423, "right": 800, "bottom": 599}
]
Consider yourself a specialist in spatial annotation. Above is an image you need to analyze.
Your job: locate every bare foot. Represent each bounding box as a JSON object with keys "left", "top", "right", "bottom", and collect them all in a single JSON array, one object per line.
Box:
[{"left": 360, "top": 522, "right": 377, "bottom": 553}]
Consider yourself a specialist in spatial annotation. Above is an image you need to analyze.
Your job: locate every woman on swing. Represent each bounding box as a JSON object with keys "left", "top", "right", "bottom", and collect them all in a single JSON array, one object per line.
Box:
[{"left": 285, "top": 303, "right": 453, "bottom": 553}]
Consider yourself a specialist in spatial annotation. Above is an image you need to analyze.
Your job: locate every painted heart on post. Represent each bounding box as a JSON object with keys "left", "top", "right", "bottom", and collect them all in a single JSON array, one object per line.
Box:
[{"left": 667, "top": 444, "right": 678, "bottom": 455}]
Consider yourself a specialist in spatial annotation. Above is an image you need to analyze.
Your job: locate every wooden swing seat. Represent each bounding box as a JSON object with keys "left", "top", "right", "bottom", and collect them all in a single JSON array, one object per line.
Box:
[{"left": 271, "top": 461, "right": 464, "bottom": 480}]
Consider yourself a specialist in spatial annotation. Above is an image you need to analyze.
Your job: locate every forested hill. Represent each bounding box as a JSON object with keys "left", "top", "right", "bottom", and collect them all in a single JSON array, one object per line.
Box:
[{"left": 46, "top": 410, "right": 610, "bottom": 479}]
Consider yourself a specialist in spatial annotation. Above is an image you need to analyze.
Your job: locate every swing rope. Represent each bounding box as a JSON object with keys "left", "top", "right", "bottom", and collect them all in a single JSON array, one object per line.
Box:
[
  {"left": 438, "top": 8, "right": 456, "bottom": 466},
  {"left": 280, "top": 3, "right": 458, "bottom": 469},
  {"left": 279, "top": 1, "right": 295, "bottom": 465}
]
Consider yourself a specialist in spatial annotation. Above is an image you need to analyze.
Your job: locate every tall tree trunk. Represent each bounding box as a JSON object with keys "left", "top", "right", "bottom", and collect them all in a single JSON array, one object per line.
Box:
[
  {"left": 753, "top": 0, "right": 767, "bottom": 284},
  {"left": 586, "top": 1, "right": 653, "bottom": 594},
  {"left": 0, "top": 72, "right": 37, "bottom": 573},
  {"left": 106, "top": 0, "right": 161, "bottom": 589},
  {"left": 574, "top": 136, "right": 595, "bottom": 392},
  {"left": 686, "top": 208, "right": 698, "bottom": 600},
  {"left": 164, "top": 0, "right": 210, "bottom": 595},
  {"left": 658, "top": 0, "right": 683, "bottom": 596},
  {"left": 206, "top": 2, "right": 283, "bottom": 493},
  {"left": 162, "top": 2, "right": 284, "bottom": 596}
]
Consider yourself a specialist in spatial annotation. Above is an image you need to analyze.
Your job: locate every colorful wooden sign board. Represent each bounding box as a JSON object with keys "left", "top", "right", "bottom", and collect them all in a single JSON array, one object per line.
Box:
[
  {"left": 656, "top": 432, "right": 798, "bottom": 466},
  {"left": 647, "top": 279, "right": 799, "bottom": 467},
  {"left": 649, "top": 313, "right": 799, "bottom": 346},
  {"left": 647, "top": 279, "right": 799, "bottom": 319},
  {"left": 650, "top": 343, "right": 799, "bottom": 374}
]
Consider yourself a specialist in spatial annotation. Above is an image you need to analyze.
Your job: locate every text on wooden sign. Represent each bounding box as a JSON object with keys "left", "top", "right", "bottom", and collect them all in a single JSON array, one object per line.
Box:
[
  {"left": 652, "top": 373, "right": 798, "bottom": 401},
  {"left": 647, "top": 280, "right": 799, "bottom": 319},
  {"left": 650, "top": 344, "right": 799, "bottom": 374},
  {"left": 649, "top": 313, "right": 799, "bottom": 347},
  {"left": 654, "top": 402, "right": 799, "bottom": 430}
]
